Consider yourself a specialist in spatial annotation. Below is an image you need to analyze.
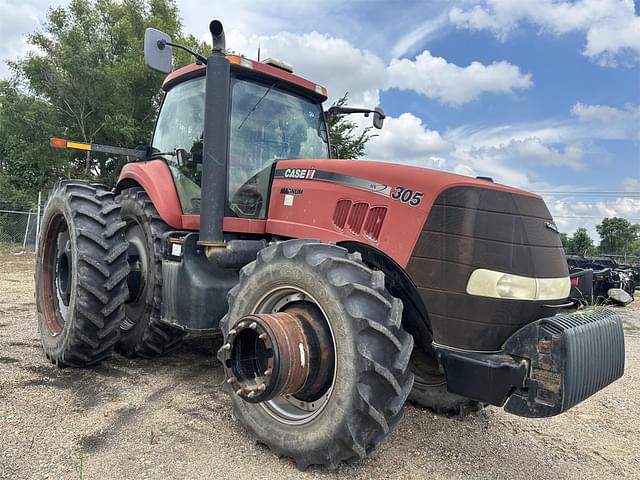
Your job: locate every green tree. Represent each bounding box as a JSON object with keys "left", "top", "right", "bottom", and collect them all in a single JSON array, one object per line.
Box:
[
  {"left": 5, "top": 0, "right": 206, "bottom": 187},
  {"left": 596, "top": 217, "right": 639, "bottom": 255},
  {"left": 560, "top": 232, "right": 571, "bottom": 252},
  {"left": 570, "top": 228, "right": 595, "bottom": 256},
  {"left": 328, "top": 94, "right": 374, "bottom": 159},
  {"left": 0, "top": 80, "right": 62, "bottom": 208}
]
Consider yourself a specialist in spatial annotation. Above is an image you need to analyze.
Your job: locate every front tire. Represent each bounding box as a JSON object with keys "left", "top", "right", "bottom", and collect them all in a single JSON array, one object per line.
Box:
[
  {"left": 409, "top": 348, "right": 484, "bottom": 415},
  {"left": 219, "top": 240, "right": 414, "bottom": 468},
  {"left": 115, "top": 187, "right": 185, "bottom": 358},
  {"left": 35, "top": 181, "right": 129, "bottom": 367}
]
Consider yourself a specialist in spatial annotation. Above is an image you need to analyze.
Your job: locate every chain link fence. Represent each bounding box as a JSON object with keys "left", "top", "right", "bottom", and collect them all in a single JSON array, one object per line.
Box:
[
  {"left": 0, "top": 194, "right": 42, "bottom": 254},
  {"left": 601, "top": 254, "right": 640, "bottom": 267}
]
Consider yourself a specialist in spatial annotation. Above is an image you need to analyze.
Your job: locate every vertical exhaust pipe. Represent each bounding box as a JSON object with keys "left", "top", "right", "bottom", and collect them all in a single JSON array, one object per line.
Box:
[{"left": 199, "top": 20, "right": 229, "bottom": 250}]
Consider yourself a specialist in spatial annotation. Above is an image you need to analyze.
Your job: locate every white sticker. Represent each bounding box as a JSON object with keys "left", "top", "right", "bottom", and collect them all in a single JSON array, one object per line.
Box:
[
  {"left": 284, "top": 194, "right": 294, "bottom": 206},
  {"left": 171, "top": 243, "right": 182, "bottom": 257}
]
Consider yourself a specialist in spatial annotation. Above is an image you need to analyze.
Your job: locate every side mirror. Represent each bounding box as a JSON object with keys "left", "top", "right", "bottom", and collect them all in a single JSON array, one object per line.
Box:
[
  {"left": 373, "top": 107, "right": 385, "bottom": 130},
  {"left": 175, "top": 148, "right": 192, "bottom": 167},
  {"left": 144, "top": 28, "right": 173, "bottom": 73}
]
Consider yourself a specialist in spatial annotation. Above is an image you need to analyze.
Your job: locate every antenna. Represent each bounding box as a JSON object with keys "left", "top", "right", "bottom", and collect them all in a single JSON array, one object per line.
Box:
[{"left": 257, "top": 42, "right": 261, "bottom": 62}]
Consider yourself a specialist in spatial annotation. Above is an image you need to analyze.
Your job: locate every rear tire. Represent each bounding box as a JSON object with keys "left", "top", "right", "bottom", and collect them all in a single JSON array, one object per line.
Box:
[
  {"left": 35, "top": 181, "right": 129, "bottom": 367},
  {"left": 409, "top": 348, "right": 484, "bottom": 415},
  {"left": 219, "top": 240, "right": 414, "bottom": 468},
  {"left": 115, "top": 187, "right": 185, "bottom": 358}
]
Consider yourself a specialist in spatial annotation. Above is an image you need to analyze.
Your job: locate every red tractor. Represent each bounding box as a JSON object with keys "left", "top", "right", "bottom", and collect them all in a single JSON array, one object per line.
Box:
[{"left": 35, "top": 20, "right": 625, "bottom": 468}]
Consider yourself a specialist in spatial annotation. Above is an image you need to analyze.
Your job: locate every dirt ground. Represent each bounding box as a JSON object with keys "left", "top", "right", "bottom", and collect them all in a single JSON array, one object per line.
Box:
[{"left": 1, "top": 254, "right": 639, "bottom": 480}]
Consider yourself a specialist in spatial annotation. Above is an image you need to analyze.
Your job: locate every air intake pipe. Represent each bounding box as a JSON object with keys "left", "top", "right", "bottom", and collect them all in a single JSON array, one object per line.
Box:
[{"left": 199, "top": 19, "right": 229, "bottom": 251}]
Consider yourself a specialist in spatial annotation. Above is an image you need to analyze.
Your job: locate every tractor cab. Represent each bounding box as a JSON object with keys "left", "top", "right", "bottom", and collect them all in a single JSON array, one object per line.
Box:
[{"left": 152, "top": 60, "right": 330, "bottom": 218}]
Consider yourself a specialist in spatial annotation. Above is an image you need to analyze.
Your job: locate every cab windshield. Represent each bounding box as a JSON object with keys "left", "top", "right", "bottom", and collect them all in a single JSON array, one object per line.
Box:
[
  {"left": 229, "top": 77, "right": 329, "bottom": 217},
  {"left": 150, "top": 75, "right": 329, "bottom": 218}
]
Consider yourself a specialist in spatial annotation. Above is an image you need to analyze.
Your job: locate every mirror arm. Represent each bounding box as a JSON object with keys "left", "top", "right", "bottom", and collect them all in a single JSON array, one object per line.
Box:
[
  {"left": 161, "top": 40, "right": 208, "bottom": 65},
  {"left": 326, "top": 106, "right": 385, "bottom": 120}
]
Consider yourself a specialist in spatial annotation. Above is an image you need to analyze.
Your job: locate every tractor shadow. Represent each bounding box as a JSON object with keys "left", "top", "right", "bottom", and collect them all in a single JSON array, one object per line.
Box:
[{"left": 18, "top": 335, "right": 223, "bottom": 411}]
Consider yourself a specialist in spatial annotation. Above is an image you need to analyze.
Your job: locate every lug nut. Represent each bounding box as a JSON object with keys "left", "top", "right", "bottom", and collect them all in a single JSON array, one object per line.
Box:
[
  {"left": 263, "top": 368, "right": 272, "bottom": 377},
  {"left": 247, "top": 391, "right": 256, "bottom": 399},
  {"left": 249, "top": 322, "right": 257, "bottom": 330},
  {"left": 227, "top": 376, "right": 237, "bottom": 384},
  {"left": 228, "top": 329, "right": 237, "bottom": 336},
  {"left": 221, "top": 343, "right": 231, "bottom": 351},
  {"left": 259, "top": 333, "right": 267, "bottom": 340}
]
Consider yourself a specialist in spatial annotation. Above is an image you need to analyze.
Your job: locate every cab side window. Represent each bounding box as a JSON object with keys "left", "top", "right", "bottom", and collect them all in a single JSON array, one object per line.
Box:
[{"left": 151, "top": 77, "right": 205, "bottom": 214}]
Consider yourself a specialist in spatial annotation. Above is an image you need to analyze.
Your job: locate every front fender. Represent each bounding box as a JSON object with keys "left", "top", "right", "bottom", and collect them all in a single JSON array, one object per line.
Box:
[{"left": 117, "top": 161, "right": 183, "bottom": 229}]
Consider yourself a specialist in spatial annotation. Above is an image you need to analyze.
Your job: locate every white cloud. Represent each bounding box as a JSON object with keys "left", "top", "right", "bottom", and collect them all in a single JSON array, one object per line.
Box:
[
  {"left": 387, "top": 50, "right": 532, "bottom": 105},
  {"left": 449, "top": 0, "right": 640, "bottom": 66},
  {"left": 571, "top": 102, "right": 640, "bottom": 140},
  {"left": 227, "top": 31, "right": 533, "bottom": 106},
  {"left": 226, "top": 30, "right": 386, "bottom": 107},
  {"left": 621, "top": 177, "right": 640, "bottom": 193},
  {"left": 468, "top": 137, "right": 585, "bottom": 171},
  {"left": 364, "top": 113, "right": 452, "bottom": 166},
  {"left": 391, "top": 13, "right": 449, "bottom": 59},
  {"left": 0, "top": 0, "right": 67, "bottom": 78},
  {"left": 549, "top": 197, "right": 640, "bottom": 240}
]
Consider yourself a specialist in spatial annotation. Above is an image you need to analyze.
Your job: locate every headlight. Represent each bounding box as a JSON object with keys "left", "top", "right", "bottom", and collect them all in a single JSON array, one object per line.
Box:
[{"left": 466, "top": 269, "right": 570, "bottom": 301}]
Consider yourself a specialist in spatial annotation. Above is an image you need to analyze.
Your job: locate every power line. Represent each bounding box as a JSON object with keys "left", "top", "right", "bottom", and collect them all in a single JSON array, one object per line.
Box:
[
  {"left": 553, "top": 215, "right": 640, "bottom": 221},
  {"left": 537, "top": 191, "right": 640, "bottom": 197}
]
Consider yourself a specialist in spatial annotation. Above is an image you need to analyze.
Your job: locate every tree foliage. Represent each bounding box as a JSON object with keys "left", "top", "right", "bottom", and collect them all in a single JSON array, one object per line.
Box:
[
  {"left": 561, "top": 219, "right": 640, "bottom": 257},
  {"left": 596, "top": 217, "right": 640, "bottom": 255},
  {"left": 0, "top": 0, "right": 206, "bottom": 207},
  {"left": 563, "top": 227, "right": 596, "bottom": 256},
  {"left": 327, "top": 94, "right": 374, "bottom": 159}
]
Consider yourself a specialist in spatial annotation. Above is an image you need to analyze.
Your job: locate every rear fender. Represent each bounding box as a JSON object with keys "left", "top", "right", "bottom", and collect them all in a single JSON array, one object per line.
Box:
[{"left": 117, "top": 161, "right": 183, "bottom": 229}]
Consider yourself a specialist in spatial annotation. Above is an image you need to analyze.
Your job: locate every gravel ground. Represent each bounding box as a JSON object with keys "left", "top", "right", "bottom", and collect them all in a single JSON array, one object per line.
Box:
[{"left": 1, "top": 254, "right": 639, "bottom": 480}]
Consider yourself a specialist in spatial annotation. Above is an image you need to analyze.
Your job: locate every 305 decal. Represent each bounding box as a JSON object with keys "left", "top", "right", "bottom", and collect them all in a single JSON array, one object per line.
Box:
[{"left": 391, "top": 186, "right": 424, "bottom": 206}]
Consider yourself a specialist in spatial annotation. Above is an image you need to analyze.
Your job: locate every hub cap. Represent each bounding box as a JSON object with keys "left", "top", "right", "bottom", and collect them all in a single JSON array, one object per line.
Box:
[
  {"left": 121, "top": 220, "right": 149, "bottom": 330},
  {"left": 221, "top": 287, "right": 337, "bottom": 425}
]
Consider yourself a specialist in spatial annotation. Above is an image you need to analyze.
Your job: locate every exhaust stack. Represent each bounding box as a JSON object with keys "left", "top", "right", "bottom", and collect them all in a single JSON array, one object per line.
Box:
[
  {"left": 199, "top": 19, "right": 229, "bottom": 249},
  {"left": 210, "top": 20, "right": 226, "bottom": 52}
]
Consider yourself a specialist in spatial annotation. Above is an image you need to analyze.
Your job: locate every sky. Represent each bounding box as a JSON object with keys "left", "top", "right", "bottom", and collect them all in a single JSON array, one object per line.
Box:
[{"left": 1, "top": 0, "right": 639, "bottom": 242}]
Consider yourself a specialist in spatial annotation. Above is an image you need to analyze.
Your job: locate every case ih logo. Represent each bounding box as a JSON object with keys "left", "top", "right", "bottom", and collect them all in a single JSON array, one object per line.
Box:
[{"left": 283, "top": 168, "right": 316, "bottom": 179}]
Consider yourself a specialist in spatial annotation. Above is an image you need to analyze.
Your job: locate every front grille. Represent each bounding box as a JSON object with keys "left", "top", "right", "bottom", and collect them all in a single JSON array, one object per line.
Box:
[{"left": 406, "top": 186, "right": 568, "bottom": 351}]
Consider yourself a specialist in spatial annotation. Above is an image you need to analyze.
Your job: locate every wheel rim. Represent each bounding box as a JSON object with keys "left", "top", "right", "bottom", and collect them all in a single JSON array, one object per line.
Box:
[
  {"left": 40, "top": 213, "right": 73, "bottom": 336},
  {"left": 250, "top": 286, "right": 337, "bottom": 425},
  {"left": 121, "top": 219, "right": 149, "bottom": 330}
]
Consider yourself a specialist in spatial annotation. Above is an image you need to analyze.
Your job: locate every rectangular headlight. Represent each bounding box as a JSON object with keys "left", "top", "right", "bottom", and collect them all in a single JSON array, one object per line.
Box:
[{"left": 466, "top": 269, "right": 570, "bottom": 301}]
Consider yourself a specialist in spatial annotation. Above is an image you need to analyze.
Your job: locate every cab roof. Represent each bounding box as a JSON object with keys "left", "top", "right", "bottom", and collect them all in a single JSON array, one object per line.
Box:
[{"left": 162, "top": 54, "right": 328, "bottom": 103}]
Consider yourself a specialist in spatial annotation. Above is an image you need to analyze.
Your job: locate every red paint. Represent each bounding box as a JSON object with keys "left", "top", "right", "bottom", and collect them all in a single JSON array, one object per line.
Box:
[
  {"left": 181, "top": 215, "right": 266, "bottom": 233},
  {"left": 162, "top": 57, "right": 327, "bottom": 100},
  {"left": 118, "top": 161, "right": 183, "bottom": 228},
  {"left": 267, "top": 159, "right": 540, "bottom": 267},
  {"left": 118, "top": 162, "right": 266, "bottom": 234},
  {"left": 162, "top": 63, "right": 204, "bottom": 90}
]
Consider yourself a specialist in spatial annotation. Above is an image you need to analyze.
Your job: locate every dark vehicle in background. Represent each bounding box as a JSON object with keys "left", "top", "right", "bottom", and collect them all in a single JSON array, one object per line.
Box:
[{"left": 567, "top": 255, "right": 637, "bottom": 306}]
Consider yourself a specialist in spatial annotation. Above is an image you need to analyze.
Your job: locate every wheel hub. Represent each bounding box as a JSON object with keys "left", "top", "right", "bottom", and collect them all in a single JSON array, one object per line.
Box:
[
  {"left": 121, "top": 221, "right": 149, "bottom": 330},
  {"left": 55, "top": 240, "right": 72, "bottom": 307},
  {"left": 220, "top": 305, "right": 334, "bottom": 405}
]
